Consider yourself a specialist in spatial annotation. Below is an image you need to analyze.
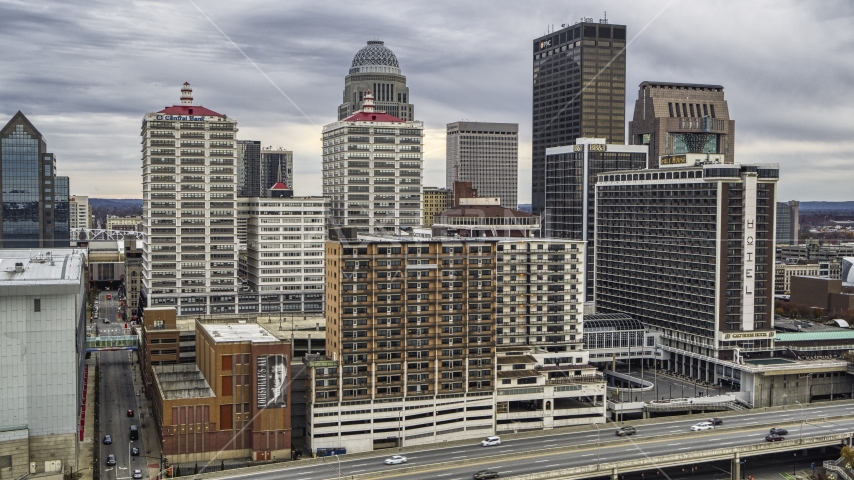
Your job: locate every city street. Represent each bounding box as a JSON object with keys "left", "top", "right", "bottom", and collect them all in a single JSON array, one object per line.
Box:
[{"left": 97, "top": 290, "right": 148, "bottom": 480}]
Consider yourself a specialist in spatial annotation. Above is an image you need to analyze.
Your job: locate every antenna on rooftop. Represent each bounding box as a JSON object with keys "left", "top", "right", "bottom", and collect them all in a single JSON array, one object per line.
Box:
[{"left": 600, "top": 11, "right": 608, "bottom": 24}]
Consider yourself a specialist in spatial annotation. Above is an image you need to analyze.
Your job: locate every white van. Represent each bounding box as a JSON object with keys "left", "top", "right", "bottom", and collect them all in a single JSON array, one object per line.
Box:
[{"left": 481, "top": 436, "right": 501, "bottom": 446}]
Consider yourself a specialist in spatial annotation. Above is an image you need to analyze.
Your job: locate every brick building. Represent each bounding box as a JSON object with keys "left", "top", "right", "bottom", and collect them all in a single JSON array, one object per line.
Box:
[{"left": 151, "top": 321, "right": 292, "bottom": 462}]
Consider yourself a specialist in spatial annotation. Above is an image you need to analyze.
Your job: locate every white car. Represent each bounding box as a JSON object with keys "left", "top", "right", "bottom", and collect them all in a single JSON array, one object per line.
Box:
[
  {"left": 691, "top": 422, "right": 714, "bottom": 431},
  {"left": 132, "top": 470, "right": 143, "bottom": 479},
  {"left": 384, "top": 455, "right": 407, "bottom": 465},
  {"left": 481, "top": 436, "right": 501, "bottom": 446}
]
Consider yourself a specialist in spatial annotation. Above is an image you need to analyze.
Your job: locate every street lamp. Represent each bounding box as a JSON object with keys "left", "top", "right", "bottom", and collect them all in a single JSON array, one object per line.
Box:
[
  {"left": 796, "top": 400, "right": 805, "bottom": 443},
  {"left": 398, "top": 410, "right": 404, "bottom": 449},
  {"left": 333, "top": 453, "right": 342, "bottom": 479}
]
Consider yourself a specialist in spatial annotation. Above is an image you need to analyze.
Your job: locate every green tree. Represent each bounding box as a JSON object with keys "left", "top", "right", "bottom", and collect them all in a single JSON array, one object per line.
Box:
[{"left": 841, "top": 445, "right": 854, "bottom": 468}]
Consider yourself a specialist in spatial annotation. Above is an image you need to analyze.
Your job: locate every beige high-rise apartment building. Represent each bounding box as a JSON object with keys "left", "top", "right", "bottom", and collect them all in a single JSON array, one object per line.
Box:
[{"left": 304, "top": 235, "right": 603, "bottom": 454}]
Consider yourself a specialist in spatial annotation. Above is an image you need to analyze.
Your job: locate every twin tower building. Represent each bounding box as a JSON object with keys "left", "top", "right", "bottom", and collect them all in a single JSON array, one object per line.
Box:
[{"left": 140, "top": 40, "right": 519, "bottom": 314}]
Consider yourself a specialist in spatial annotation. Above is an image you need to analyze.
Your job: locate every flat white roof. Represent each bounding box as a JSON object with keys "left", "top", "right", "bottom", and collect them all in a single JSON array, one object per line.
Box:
[
  {"left": 201, "top": 323, "right": 281, "bottom": 344},
  {"left": 0, "top": 249, "right": 84, "bottom": 285}
]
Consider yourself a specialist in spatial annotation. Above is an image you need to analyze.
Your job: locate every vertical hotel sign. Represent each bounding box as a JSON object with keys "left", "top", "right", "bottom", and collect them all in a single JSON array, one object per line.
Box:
[{"left": 256, "top": 354, "right": 288, "bottom": 409}]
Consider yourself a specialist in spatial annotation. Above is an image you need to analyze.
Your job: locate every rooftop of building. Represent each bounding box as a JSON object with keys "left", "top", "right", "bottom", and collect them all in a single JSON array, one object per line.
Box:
[
  {"left": 775, "top": 330, "right": 854, "bottom": 342},
  {"left": 437, "top": 205, "right": 538, "bottom": 219},
  {"left": 152, "top": 364, "right": 215, "bottom": 400},
  {"left": 496, "top": 355, "right": 538, "bottom": 365},
  {"left": 157, "top": 105, "right": 224, "bottom": 117},
  {"left": 639, "top": 81, "right": 724, "bottom": 91},
  {"left": 201, "top": 322, "right": 283, "bottom": 344},
  {"left": 348, "top": 234, "right": 577, "bottom": 244},
  {"left": 0, "top": 249, "right": 85, "bottom": 286},
  {"left": 497, "top": 369, "right": 540, "bottom": 379},
  {"left": 175, "top": 314, "right": 326, "bottom": 341},
  {"left": 583, "top": 313, "right": 645, "bottom": 331}
]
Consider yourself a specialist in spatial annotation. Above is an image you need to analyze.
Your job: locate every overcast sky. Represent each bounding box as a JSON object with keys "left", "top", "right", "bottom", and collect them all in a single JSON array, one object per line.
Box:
[{"left": 1, "top": 0, "right": 853, "bottom": 202}]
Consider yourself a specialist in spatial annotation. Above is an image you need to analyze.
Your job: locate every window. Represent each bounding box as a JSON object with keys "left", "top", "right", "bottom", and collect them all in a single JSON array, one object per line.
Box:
[{"left": 34, "top": 299, "right": 41, "bottom": 312}]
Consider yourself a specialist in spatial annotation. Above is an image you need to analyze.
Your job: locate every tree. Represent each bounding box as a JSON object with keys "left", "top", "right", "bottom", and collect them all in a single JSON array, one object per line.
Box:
[
  {"left": 175, "top": 465, "right": 181, "bottom": 477},
  {"left": 194, "top": 463, "right": 198, "bottom": 474},
  {"left": 841, "top": 445, "right": 854, "bottom": 469}
]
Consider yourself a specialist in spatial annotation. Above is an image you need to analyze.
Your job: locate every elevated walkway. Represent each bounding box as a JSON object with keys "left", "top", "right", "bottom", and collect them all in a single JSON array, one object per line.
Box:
[{"left": 85, "top": 335, "right": 138, "bottom": 352}]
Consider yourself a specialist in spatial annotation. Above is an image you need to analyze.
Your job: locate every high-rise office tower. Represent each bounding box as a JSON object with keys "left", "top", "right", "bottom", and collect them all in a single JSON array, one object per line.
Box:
[
  {"left": 0, "top": 111, "right": 70, "bottom": 248},
  {"left": 237, "top": 140, "right": 261, "bottom": 197},
  {"left": 531, "top": 20, "right": 627, "bottom": 216},
  {"left": 322, "top": 90, "right": 423, "bottom": 234},
  {"left": 595, "top": 160, "right": 779, "bottom": 366},
  {"left": 446, "top": 122, "right": 518, "bottom": 208},
  {"left": 776, "top": 200, "right": 800, "bottom": 246},
  {"left": 260, "top": 147, "right": 293, "bottom": 193},
  {"left": 338, "top": 40, "right": 414, "bottom": 121},
  {"left": 544, "top": 138, "right": 647, "bottom": 299},
  {"left": 141, "top": 83, "right": 239, "bottom": 315},
  {"left": 628, "top": 81, "right": 735, "bottom": 168}
]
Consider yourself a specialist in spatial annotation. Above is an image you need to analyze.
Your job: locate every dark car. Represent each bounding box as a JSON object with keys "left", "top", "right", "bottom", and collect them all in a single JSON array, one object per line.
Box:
[
  {"left": 770, "top": 427, "right": 789, "bottom": 435},
  {"left": 127, "top": 409, "right": 134, "bottom": 417},
  {"left": 131, "top": 447, "right": 140, "bottom": 456},
  {"left": 765, "top": 433, "right": 785, "bottom": 442},
  {"left": 106, "top": 454, "right": 116, "bottom": 466},
  {"left": 473, "top": 470, "right": 500, "bottom": 480},
  {"left": 103, "top": 435, "right": 112, "bottom": 445},
  {"left": 709, "top": 418, "right": 723, "bottom": 425},
  {"left": 616, "top": 426, "right": 637, "bottom": 436}
]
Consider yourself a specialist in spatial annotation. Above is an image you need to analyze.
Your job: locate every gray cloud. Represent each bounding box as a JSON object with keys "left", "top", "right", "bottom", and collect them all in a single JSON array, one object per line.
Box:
[{"left": 1, "top": 0, "right": 852, "bottom": 201}]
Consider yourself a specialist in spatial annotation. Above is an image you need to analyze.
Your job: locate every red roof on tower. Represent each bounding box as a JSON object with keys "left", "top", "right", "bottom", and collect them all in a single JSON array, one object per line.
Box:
[
  {"left": 269, "top": 182, "right": 291, "bottom": 190},
  {"left": 158, "top": 105, "right": 223, "bottom": 116},
  {"left": 343, "top": 111, "right": 405, "bottom": 123}
]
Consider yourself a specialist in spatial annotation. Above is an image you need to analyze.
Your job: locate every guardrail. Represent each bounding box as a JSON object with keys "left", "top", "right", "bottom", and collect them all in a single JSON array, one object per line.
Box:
[{"left": 501, "top": 433, "right": 852, "bottom": 480}]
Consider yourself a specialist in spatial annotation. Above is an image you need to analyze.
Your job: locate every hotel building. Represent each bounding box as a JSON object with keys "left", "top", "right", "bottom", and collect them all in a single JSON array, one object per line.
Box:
[{"left": 594, "top": 159, "right": 779, "bottom": 375}]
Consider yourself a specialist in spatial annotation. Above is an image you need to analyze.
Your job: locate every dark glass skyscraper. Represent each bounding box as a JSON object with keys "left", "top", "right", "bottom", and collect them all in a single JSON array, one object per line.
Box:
[
  {"left": 0, "top": 111, "right": 69, "bottom": 248},
  {"left": 237, "top": 140, "right": 261, "bottom": 198},
  {"left": 531, "top": 21, "right": 627, "bottom": 217}
]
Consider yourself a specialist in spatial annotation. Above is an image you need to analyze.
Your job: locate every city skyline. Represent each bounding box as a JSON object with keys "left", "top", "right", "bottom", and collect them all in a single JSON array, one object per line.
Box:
[{"left": 1, "top": 1, "right": 853, "bottom": 202}]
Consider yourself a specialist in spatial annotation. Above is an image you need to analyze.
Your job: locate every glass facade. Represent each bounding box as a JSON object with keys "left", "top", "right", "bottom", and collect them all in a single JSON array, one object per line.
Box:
[
  {"left": 54, "top": 176, "right": 70, "bottom": 246},
  {"left": 1, "top": 124, "right": 42, "bottom": 248},
  {"left": 532, "top": 22, "right": 627, "bottom": 216}
]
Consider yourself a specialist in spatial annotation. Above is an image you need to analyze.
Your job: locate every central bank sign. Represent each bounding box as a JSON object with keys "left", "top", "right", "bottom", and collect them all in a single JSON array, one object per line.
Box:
[{"left": 155, "top": 114, "right": 205, "bottom": 121}]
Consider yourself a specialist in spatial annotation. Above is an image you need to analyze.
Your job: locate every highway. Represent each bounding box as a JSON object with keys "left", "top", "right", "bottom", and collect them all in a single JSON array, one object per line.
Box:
[
  {"left": 97, "top": 289, "right": 149, "bottom": 480},
  {"left": 211, "top": 402, "right": 854, "bottom": 480}
]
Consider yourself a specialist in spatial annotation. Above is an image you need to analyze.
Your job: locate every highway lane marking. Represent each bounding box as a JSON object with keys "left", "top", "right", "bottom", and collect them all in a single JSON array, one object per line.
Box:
[
  {"left": 353, "top": 463, "right": 368, "bottom": 467},
  {"left": 745, "top": 421, "right": 759, "bottom": 425},
  {"left": 667, "top": 443, "right": 682, "bottom": 446},
  {"left": 543, "top": 444, "right": 557, "bottom": 447},
  {"left": 437, "top": 474, "right": 452, "bottom": 477},
  {"left": 677, "top": 447, "right": 691, "bottom": 450},
  {"left": 720, "top": 442, "right": 733, "bottom": 445},
  {"left": 544, "top": 464, "right": 560, "bottom": 468},
  {"left": 535, "top": 460, "right": 549, "bottom": 463},
  {"left": 451, "top": 456, "right": 467, "bottom": 459},
  {"left": 580, "top": 454, "right": 594, "bottom": 457},
  {"left": 350, "top": 470, "right": 365, "bottom": 473},
  {"left": 451, "top": 450, "right": 465, "bottom": 453}
]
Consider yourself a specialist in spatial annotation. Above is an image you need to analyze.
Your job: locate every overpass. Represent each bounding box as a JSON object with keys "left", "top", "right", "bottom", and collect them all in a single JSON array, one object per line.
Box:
[
  {"left": 86, "top": 335, "right": 138, "bottom": 352},
  {"left": 178, "top": 401, "right": 854, "bottom": 480}
]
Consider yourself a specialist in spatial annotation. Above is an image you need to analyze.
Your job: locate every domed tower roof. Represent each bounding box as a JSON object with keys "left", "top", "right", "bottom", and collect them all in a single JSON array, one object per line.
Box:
[{"left": 349, "top": 40, "right": 401, "bottom": 75}]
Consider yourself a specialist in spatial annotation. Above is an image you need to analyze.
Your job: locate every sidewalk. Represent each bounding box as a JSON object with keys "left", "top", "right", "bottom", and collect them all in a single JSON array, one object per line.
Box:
[
  {"left": 76, "top": 358, "right": 97, "bottom": 480},
  {"left": 129, "top": 356, "right": 163, "bottom": 480}
]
